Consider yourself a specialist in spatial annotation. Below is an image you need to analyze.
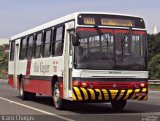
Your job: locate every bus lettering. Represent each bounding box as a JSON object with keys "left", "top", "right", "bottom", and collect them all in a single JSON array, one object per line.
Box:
[
  {"left": 40, "top": 62, "right": 50, "bottom": 73},
  {"left": 34, "top": 62, "right": 39, "bottom": 72}
]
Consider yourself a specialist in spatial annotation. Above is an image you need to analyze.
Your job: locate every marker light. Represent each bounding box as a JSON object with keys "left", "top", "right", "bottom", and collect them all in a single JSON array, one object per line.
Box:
[
  {"left": 73, "top": 81, "right": 81, "bottom": 87},
  {"left": 82, "top": 82, "right": 87, "bottom": 88},
  {"left": 89, "top": 83, "right": 93, "bottom": 88},
  {"left": 140, "top": 83, "right": 145, "bottom": 87},
  {"left": 134, "top": 83, "right": 139, "bottom": 88}
]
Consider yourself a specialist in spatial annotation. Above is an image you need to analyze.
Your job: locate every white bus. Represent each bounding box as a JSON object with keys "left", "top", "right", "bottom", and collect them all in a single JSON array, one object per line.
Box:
[{"left": 8, "top": 12, "right": 148, "bottom": 110}]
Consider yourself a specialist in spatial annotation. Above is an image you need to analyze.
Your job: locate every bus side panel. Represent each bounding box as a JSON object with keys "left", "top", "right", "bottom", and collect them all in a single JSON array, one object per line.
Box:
[
  {"left": 23, "top": 79, "right": 64, "bottom": 98},
  {"left": 8, "top": 76, "right": 14, "bottom": 88},
  {"left": 23, "top": 79, "right": 52, "bottom": 96},
  {"left": 60, "top": 81, "right": 64, "bottom": 99},
  {"left": 8, "top": 59, "right": 15, "bottom": 88},
  {"left": 28, "top": 57, "right": 64, "bottom": 97}
]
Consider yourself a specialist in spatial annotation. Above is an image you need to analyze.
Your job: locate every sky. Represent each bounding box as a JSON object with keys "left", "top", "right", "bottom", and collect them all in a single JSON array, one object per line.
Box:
[{"left": 0, "top": 0, "right": 159, "bottom": 38}]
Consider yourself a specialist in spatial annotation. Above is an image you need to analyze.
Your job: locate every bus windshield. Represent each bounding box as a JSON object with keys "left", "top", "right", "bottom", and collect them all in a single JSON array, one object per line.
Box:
[{"left": 74, "top": 28, "right": 147, "bottom": 70}]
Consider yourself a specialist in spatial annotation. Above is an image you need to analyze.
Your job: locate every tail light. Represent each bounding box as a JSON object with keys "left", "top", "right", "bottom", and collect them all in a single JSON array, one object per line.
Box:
[
  {"left": 73, "top": 81, "right": 81, "bottom": 87},
  {"left": 133, "top": 82, "right": 146, "bottom": 89},
  {"left": 82, "top": 82, "right": 88, "bottom": 88},
  {"left": 73, "top": 81, "right": 94, "bottom": 88}
]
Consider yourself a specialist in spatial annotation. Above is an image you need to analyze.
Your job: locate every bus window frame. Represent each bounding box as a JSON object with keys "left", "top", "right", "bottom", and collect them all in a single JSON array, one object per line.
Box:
[
  {"left": 10, "top": 40, "right": 15, "bottom": 61},
  {"left": 52, "top": 25, "right": 65, "bottom": 57},
  {"left": 34, "top": 32, "right": 43, "bottom": 59},
  {"left": 19, "top": 37, "right": 27, "bottom": 60},
  {"left": 42, "top": 28, "right": 52, "bottom": 58},
  {"left": 26, "top": 35, "right": 34, "bottom": 59}
]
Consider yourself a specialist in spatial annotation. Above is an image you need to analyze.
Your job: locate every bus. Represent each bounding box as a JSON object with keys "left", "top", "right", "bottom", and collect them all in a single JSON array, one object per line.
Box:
[{"left": 8, "top": 12, "right": 148, "bottom": 110}]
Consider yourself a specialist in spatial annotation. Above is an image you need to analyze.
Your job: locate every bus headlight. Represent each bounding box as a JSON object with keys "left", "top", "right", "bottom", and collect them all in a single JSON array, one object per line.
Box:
[{"left": 140, "top": 83, "right": 145, "bottom": 87}]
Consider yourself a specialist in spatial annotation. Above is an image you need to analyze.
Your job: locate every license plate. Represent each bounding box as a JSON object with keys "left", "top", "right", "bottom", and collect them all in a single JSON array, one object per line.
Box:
[{"left": 135, "top": 92, "right": 147, "bottom": 96}]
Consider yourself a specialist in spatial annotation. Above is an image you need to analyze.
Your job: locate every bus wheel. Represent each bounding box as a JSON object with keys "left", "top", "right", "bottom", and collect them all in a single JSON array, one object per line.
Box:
[
  {"left": 111, "top": 100, "right": 126, "bottom": 110},
  {"left": 53, "top": 81, "right": 66, "bottom": 110},
  {"left": 19, "top": 79, "right": 36, "bottom": 100}
]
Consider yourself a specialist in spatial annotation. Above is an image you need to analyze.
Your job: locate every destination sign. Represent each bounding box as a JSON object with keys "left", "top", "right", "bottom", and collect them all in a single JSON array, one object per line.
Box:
[
  {"left": 78, "top": 14, "right": 145, "bottom": 28},
  {"left": 101, "top": 18, "right": 133, "bottom": 27},
  {"left": 83, "top": 17, "right": 95, "bottom": 25}
]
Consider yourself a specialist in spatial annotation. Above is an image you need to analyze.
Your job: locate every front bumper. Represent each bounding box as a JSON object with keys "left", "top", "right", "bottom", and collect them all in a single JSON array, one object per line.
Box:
[{"left": 72, "top": 87, "right": 148, "bottom": 101}]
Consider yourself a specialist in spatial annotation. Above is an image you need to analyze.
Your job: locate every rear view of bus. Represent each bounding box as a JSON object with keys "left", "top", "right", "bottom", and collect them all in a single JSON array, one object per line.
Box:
[{"left": 8, "top": 12, "right": 148, "bottom": 110}]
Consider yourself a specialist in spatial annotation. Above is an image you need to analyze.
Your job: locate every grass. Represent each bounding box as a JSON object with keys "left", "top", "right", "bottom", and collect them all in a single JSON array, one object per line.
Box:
[
  {"left": 0, "top": 60, "right": 8, "bottom": 79},
  {"left": 0, "top": 73, "right": 7, "bottom": 79},
  {"left": 149, "top": 84, "right": 160, "bottom": 91}
]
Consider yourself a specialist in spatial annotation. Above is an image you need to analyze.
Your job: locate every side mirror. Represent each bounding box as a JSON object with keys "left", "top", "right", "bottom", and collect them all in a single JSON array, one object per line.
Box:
[{"left": 71, "top": 33, "right": 80, "bottom": 46}]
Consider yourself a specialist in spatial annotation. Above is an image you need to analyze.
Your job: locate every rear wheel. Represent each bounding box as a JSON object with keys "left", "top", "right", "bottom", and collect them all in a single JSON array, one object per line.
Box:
[
  {"left": 19, "top": 78, "right": 36, "bottom": 100},
  {"left": 111, "top": 100, "right": 126, "bottom": 110},
  {"left": 53, "top": 81, "right": 66, "bottom": 110}
]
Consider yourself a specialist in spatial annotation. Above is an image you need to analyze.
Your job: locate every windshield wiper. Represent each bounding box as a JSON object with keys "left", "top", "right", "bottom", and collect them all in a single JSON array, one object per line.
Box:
[
  {"left": 121, "top": 27, "right": 132, "bottom": 56},
  {"left": 94, "top": 25, "right": 109, "bottom": 51}
]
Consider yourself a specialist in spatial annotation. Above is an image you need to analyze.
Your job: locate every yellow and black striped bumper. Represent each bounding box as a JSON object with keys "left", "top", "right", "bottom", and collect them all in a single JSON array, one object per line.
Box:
[{"left": 72, "top": 87, "right": 148, "bottom": 101}]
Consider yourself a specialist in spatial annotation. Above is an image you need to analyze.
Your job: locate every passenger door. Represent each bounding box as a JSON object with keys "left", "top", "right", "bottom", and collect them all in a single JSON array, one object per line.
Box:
[
  {"left": 13, "top": 39, "right": 20, "bottom": 89},
  {"left": 63, "top": 21, "right": 74, "bottom": 100}
]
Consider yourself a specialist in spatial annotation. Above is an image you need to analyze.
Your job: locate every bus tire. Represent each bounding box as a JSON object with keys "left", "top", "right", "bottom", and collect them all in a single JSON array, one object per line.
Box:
[
  {"left": 19, "top": 79, "right": 36, "bottom": 100},
  {"left": 53, "top": 81, "right": 66, "bottom": 110},
  {"left": 111, "top": 100, "right": 126, "bottom": 110}
]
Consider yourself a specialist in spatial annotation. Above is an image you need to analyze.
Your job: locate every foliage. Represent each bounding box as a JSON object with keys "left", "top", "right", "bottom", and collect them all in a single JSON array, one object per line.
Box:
[
  {"left": 148, "top": 33, "right": 160, "bottom": 79},
  {"left": 149, "top": 84, "right": 160, "bottom": 91},
  {"left": 148, "top": 33, "right": 160, "bottom": 60},
  {"left": 148, "top": 54, "right": 160, "bottom": 79},
  {"left": 0, "top": 46, "right": 8, "bottom": 79}
]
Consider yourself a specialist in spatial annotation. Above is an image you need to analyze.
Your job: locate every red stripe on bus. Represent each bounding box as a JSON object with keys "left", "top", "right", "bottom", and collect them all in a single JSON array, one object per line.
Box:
[
  {"left": 23, "top": 79, "right": 52, "bottom": 96},
  {"left": 76, "top": 28, "right": 146, "bottom": 35},
  {"left": 8, "top": 77, "right": 14, "bottom": 88},
  {"left": 76, "top": 27, "right": 113, "bottom": 33},
  {"left": 72, "top": 80, "right": 148, "bottom": 89},
  {"left": 8, "top": 76, "right": 64, "bottom": 98},
  {"left": 26, "top": 59, "right": 32, "bottom": 75},
  {"left": 114, "top": 29, "right": 146, "bottom": 34},
  {"left": 59, "top": 81, "right": 63, "bottom": 99},
  {"left": 23, "top": 79, "right": 64, "bottom": 98}
]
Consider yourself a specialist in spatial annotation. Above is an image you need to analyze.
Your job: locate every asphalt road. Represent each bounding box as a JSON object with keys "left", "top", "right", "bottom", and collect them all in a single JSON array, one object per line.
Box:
[{"left": 0, "top": 79, "right": 160, "bottom": 121}]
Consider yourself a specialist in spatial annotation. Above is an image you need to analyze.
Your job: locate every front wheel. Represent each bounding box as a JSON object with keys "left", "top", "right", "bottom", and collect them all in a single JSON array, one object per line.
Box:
[
  {"left": 53, "top": 82, "right": 66, "bottom": 110},
  {"left": 111, "top": 100, "right": 126, "bottom": 110}
]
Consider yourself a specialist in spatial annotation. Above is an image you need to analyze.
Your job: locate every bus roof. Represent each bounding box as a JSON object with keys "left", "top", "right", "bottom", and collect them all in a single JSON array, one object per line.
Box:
[{"left": 11, "top": 12, "right": 143, "bottom": 40}]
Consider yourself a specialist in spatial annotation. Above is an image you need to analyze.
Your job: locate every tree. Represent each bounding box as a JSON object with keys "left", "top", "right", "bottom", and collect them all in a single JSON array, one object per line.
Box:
[
  {"left": 147, "top": 32, "right": 160, "bottom": 79},
  {"left": 147, "top": 34, "right": 156, "bottom": 60},
  {"left": 148, "top": 33, "right": 160, "bottom": 60},
  {"left": 148, "top": 54, "right": 160, "bottom": 79},
  {"left": 0, "top": 45, "right": 8, "bottom": 71}
]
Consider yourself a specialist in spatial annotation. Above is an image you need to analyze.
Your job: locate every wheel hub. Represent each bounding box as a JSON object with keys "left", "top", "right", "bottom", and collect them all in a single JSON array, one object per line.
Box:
[
  {"left": 54, "top": 88, "right": 60, "bottom": 107},
  {"left": 20, "top": 83, "right": 23, "bottom": 96}
]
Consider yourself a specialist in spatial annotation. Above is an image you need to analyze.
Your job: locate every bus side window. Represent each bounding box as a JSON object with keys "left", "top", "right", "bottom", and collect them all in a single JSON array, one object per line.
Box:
[
  {"left": 10, "top": 41, "right": 15, "bottom": 61},
  {"left": 26, "top": 35, "right": 34, "bottom": 59},
  {"left": 43, "top": 30, "right": 52, "bottom": 57},
  {"left": 34, "top": 32, "right": 43, "bottom": 58},
  {"left": 53, "top": 26, "right": 65, "bottom": 56},
  {"left": 19, "top": 37, "right": 27, "bottom": 60}
]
